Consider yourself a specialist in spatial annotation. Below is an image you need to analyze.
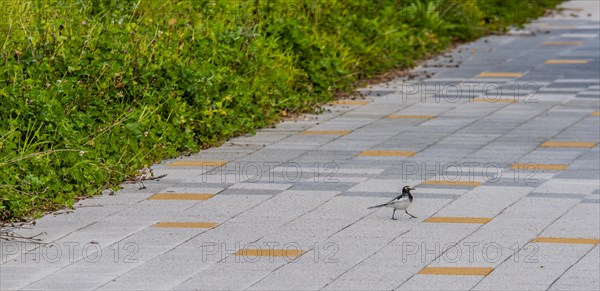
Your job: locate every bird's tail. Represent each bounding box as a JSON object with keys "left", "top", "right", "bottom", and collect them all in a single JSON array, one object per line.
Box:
[{"left": 367, "top": 203, "right": 389, "bottom": 209}]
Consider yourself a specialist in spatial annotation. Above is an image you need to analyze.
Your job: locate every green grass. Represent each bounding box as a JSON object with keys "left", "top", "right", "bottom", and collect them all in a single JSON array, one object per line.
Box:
[{"left": 0, "top": 0, "right": 562, "bottom": 221}]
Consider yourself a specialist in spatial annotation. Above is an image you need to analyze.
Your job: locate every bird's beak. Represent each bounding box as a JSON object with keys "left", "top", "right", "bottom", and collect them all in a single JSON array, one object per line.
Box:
[{"left": 410, "top": 188, "right": 416, "bottom": 190}]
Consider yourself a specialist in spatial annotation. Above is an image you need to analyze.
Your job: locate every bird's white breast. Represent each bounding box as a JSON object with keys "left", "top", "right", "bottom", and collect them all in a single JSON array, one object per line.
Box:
[{"left": 390, "top": 197, "right": 411, "bottom": 210}]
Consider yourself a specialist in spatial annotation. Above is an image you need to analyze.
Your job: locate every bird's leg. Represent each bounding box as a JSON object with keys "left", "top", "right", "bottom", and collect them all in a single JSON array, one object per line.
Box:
[
  {"left": 391, "top": 209, "right": 397, "bottom": 220},
  {"left": 405, "top": 210, "right": 417, "bottom": 219}
]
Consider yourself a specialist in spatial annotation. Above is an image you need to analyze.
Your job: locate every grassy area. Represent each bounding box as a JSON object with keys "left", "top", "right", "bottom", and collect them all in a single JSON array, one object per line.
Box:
[{"left": 0, "top": 0, "right": 562, "bottom": 221}]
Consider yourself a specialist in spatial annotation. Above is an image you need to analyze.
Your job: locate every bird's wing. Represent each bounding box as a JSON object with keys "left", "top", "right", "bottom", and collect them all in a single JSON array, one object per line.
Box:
[{"left": 389, "top": 193, "right": 406, "bottom": 203}]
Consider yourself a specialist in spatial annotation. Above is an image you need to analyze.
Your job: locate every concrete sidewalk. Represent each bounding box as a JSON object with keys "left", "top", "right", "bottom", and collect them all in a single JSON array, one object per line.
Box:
[{"left": 1, "top": 1, "right": 599, "bottom": 290}]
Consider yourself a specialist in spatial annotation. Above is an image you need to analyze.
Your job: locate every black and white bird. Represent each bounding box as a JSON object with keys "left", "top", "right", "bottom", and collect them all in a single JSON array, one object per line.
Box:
[{"left": 368, "top": 186, "right": 417, "bottom": 220}]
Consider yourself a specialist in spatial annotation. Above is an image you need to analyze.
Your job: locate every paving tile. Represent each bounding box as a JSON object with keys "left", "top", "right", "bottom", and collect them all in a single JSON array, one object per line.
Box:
[
  {"left": 300, "top": 130, "right": 351, "bottom": 136},
  {"left": 544, "top": 41, "right": 584, "bottom": 45},
  {"left": 398, "top": 274, "right": 486, "bottom": 290},
  {"left": 234, "top": 249, "right": 306, "bottom": 258},
  {"left": 532, "top": 237, "right": 599, "bottom": 245},
  {"left": 418, "top": 266, "right": 494, "bottom": 275},
  {"left": 555, "top": 169, "right": 600, "bottom": 179},
  {"left": 424, "top": 217, "right": 493, "bottom": 224},
  {"left": 548, "top": 246, "right": 600, "bottom": 290},
  {"left": 477, "top": 72, "right": 525, "bottom": 78},
  {"left": 153, "top": 222, "right": 219, "bottom": 228},
  {"left": 559, "top": 33, "right": 598, "bottom": 38},
  {"left": 473, "top": 242, "right": 596, "bottom": 290},
  {"left": 228, "top": 182, "right": 292, "bottom": 191},
  {"left": 527, "top": 192, "right": 586, "bottom": 199},
  {"left": 534, "top": 179, "right": 600, "bottom": 194},
  {"left": 20, "top": 274, "right": 113, "bottom": 290},
  {"left": 540, "top": 141, "right": 597, "bottom": 148},
  {"left": 358, "top": 150, "right": 417, "bottom": 157},
  {"left": 289, "top": 182, "right": 357, "bottom": 192},
  {"left": 421, "top": 180, "right": 481, "bottom": 187},
  {"left": 148, "top": 193, "right": 214, "bottom": 201},
  {"left": 433, "top": 186, "right": 534, "bottom": 218},
  {"left": 386, "top": 115, "right": 436, "bottom": 119},
  {"left": 545, "top": 59, "right": 590, "bottom": 64},
  {"left": 511, "top": 163, "right": 568, "bottom": 171}
]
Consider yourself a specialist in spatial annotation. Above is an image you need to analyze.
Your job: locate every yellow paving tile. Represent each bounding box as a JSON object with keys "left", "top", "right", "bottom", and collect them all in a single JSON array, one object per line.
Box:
[
  {"left": 510, "top": 163, "right": 568, "bottom": 171},
  {"left": 418, "top": 267, "right": 494, "bottom": 276},
  {"left": 149, "top": 193, "right": 215, "bottom": 201},
  {"left": 329, "top": 100, "right": 369, "bottom": 106},
  {"left": 592, "top": 111, "right": 600, "bottom": 116},
  {"left": 300, "top": 130, "right": 351, "bottom": 135},
  {"left": 540, "top": 141, "right": 597, "bottom": 148},
  {"left": 532, "top": 237, "right": 599, "bottom": 245},
  {"left": 425, "top": 217, "right": 492, "bottom": 224},
  {"left": 235, "top": 249, "right": 305, "bottom": 258},
  {"left": 422, "top": 180, "right": 481, "bottom": 187},
  {"left": 385, "top": 115, "right": 436, "bottom": 119},
  {"left": 543, "top": 41, "right": 583, "bottom": 46},
  {"left": 477, "top": 72, "right": 524, "bottom": 78},
  {"left": 358, "top": 150, "right": 416, "bottom": 157},
  {"left": 167, "top": 160, "right": 227, "bottom": 167},
  {"left": 473, "top": 97, "right": 517, "bottom": 103},
  {"left": 153, "top": 222, "right": 218, "bottom": 228},
  {"left": 545, "top": 59, "right": 589, "bottom": 64}
]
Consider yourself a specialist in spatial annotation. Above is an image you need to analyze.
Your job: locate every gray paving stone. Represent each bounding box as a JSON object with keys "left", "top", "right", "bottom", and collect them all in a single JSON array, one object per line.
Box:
[
  {"left": 474, "top": 242, "right": 596, "bottom": 290},
  {"left": 215, "top": 189, "right": 282, "bottom": 196},
  {"left": 527, "top": 192, "right": 586, "bottom": 199},
  {"left": 289, "top": 182, "right": 357, "bottom": 192},
  {"left": 549, "top": 245, "right": 600, "bottom": 291},
  {"left": 483, "top": 178, "right": 548, "bottom": 188},
  {"left": 556, "top": 169, "right": 600, "bottom": 179},
  {"left": 21, "top": 274, "right": 112, "bottom": 290}
]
